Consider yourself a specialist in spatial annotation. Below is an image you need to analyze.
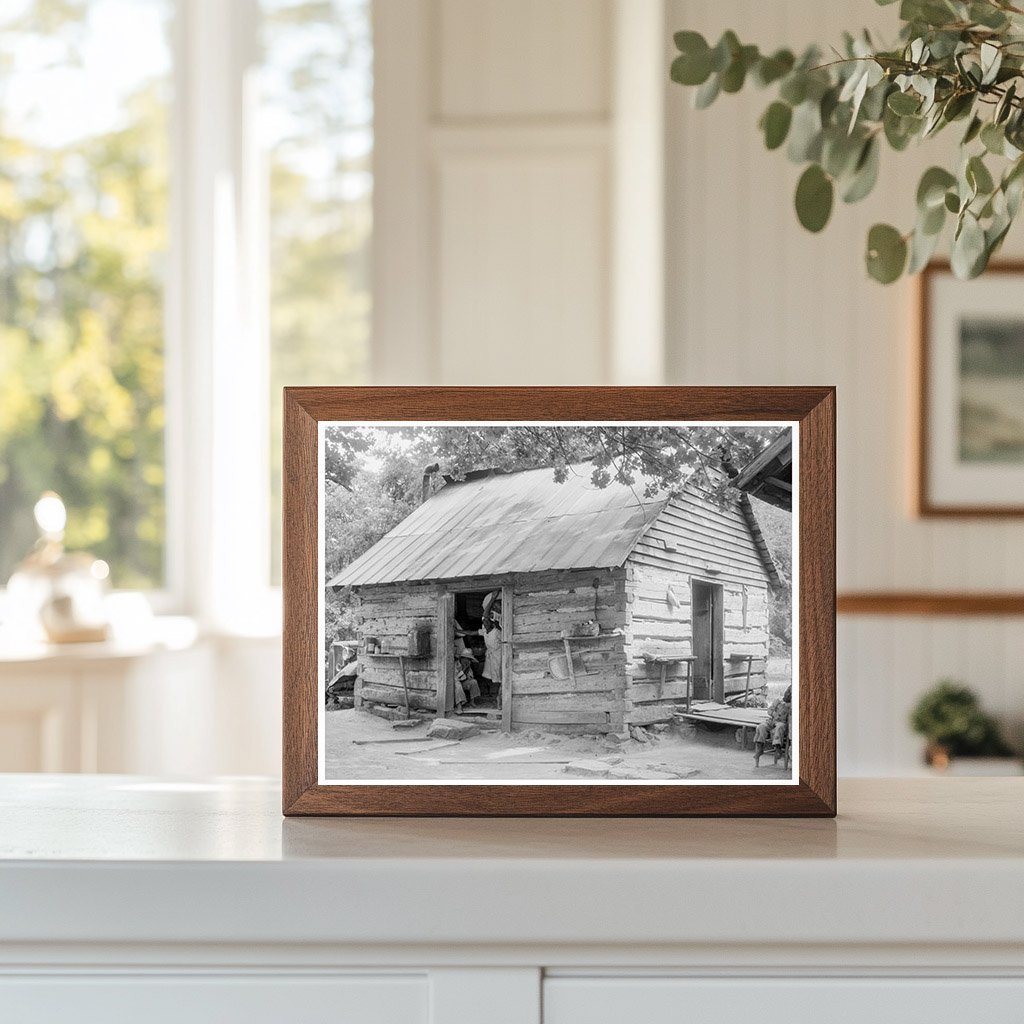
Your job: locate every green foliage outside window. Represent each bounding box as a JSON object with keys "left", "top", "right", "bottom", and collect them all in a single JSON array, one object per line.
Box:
[{"left": 0, "top": 0, "right": 170, "bottom": 588}]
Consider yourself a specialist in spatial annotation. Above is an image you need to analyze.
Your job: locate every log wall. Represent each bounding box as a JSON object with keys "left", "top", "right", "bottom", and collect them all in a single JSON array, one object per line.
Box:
[
  {"left": 622, "top": 487, "right": 773, "bottom": 725},
  {"left": 353, "top": 582, "right": 443, "bottom": 711},
  {"left": 509, "top": 568, "right": 628, "bottom": 734}
]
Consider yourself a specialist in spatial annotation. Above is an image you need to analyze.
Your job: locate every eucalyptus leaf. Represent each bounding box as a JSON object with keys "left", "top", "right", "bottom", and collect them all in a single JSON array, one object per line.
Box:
[
  {"left": 981, "top": 121, "right": 1006, "bottom": 155},
  {"left": 980, "top": 41, "right": 1002, "bottom": 86},
  {"left": 962, "top": 115, "right": 983, "bottom": 145},
  {"left": 842, "top": 137, "right": 881, "bottom": 203},
  {"left": 671, "top": 51, "right": 711, "bottom": 87},
  {"left": 951, "top": 211, "right": 987, "bottom": 278},
  {"left": 760, "top": 101, "right": 793, "bottom": 150},
  {"left": 779, "top": 73, "right": 807, "bottom": 106},
  {"left": 970, "top": 2, "right": 1009, "bottom": 29},
  {"left": 942, "top": 91, "right": 974, "bottom": 122},
  {"left": 908, "top": 221, "right": 942, "bottom": 273},
  {"left": 996, "top": 82, "right": 1017, "bottom": 124},
  {"left": 754, "top": 49, "right": 795, "bottom": 87},
  {"left": 921, "top": 200, "right": 946, "bottom": 235},
  {"left": 866, "top": 223, "right": 908, "bottom": 283},
  {"left": 694, "top": 73, "right": 721, "bottom": 109},
  {"left": 721, "top": 44, "right": 759, "bottom": 92},
  {"left": 967, "top": 154, "right": 995, "bottom": 195},
  {"left": 787, "top": 101, "right": 823, "bottom": 162},
  {"left": 822, "top": 128, "right": 864, "bottom": 178},
  {"left": 710, "top": 31, "right": 740, "bottom": 73},
  {"left": 795, "top": 164, "right": 834, "bottom": 232},
  {"left": 917, "top": 166, "right": 957, "bottom": 210},
  {"left": 888, "top": 90, "right": 921, "bottom": 115}
]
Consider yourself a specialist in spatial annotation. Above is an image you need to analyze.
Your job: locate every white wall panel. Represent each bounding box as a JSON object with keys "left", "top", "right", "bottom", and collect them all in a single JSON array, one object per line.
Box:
[
  {"left": 665, "top": 0, "right": 1024, "bottom": 774},
  {"left": 374, "top": 0, "right": 644, "bottom": 386},
  {"left": 438, "top": 0, "right": 611, "bottom": 120},
  {"left": 437, "top": 150, "right": 608, "bottom": 384}
]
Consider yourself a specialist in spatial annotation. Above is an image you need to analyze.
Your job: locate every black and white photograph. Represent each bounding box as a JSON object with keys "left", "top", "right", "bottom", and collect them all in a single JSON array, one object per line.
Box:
[{"left": 318, "top": 422, "right": 797, "bottom": 784}]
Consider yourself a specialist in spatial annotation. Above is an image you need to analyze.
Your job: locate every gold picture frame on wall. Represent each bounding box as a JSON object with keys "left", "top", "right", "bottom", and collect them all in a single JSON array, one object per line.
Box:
[{"left": 917, "top": 261, "right": 1024, "bottom": 518}]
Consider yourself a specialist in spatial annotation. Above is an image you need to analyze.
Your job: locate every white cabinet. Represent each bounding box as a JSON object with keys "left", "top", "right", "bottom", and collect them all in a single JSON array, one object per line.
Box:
[
  {"left": 1, "top": 975, "right": 428, "bottom": 1024},
  {"left": 544, "top": 977, "right": 1024, "bottom": 1024},
  {"left": 1, "top": 777, "right": 1022, "bottom": 1024}
]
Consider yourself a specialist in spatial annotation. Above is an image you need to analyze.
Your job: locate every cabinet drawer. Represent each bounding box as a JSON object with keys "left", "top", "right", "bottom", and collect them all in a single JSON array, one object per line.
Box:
[
  {"left": 0, "top": 974, "right": 427, "bottom": 1024},
  {"left": 544, "top": 976, "right": 1024, "bottom": 1024}
]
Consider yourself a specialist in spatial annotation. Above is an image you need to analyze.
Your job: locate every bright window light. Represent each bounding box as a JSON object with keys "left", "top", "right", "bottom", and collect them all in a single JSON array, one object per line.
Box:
[{"left": 0, "top": 0, "right": 172, "bottom": 590}]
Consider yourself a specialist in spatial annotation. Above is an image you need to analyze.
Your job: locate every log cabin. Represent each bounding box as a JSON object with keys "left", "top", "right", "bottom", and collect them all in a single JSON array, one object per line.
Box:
[{"left": 328, "top": 463, "right": 783, "bottom": 734}]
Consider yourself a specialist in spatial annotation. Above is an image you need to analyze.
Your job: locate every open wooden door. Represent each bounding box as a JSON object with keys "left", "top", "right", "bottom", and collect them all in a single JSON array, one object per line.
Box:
[
  {"left": 500, "top": 584, "right": 513, "bottom": 733},
  {"left": 437, "top": 591, "right": 454, "bottom": 715},
  {"left": 691, "top": 580, "right": 724, "bottom": 702}
]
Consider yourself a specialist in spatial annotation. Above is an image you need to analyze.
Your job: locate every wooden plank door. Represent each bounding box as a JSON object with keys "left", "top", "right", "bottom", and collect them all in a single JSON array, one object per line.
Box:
[{"left": 692, "top": 580, "right": 725, "bottom": 702}]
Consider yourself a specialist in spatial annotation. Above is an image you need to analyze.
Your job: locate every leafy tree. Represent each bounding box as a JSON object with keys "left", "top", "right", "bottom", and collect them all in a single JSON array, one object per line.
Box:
[
  {"left": 323, "top": 443, "right": 423, "bottom": 651},
  {"left": 671, "top": 0, "right": 1024, "bottom": 282},
  {"left": 354, "top": 424, "right": 784, "bottom": 500},
  {"left": 0, "top": 2, "right": 168, "bottom": 587},
  {"left": 265, "top": 0, "right": 372, "bottom": 580}
]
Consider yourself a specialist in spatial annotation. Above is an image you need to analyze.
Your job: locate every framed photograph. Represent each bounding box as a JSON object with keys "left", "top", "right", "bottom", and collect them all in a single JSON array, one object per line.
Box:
[
  {"left": 283, "top": 387, "right": 835, "bottom": 816},
  {"left": 918, "top": 261, "right": 1024, "bottom": 516}
]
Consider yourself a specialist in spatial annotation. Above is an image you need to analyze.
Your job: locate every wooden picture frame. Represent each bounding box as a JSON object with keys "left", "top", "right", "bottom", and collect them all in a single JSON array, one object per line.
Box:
[
  {"left": 917, "top": 260, "right": 1024, "bottom": 517},
  {"left": 283, "top": 387, "right": 836, "bottom": 817}
]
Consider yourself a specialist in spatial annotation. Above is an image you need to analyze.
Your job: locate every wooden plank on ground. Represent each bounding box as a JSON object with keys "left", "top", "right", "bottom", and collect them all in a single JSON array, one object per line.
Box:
[
  {"left": 360, "top": 686, "right": 437, "bottom": 712},
  {"left": 512, "top": 709, "right": 611, "bottom": 726}
]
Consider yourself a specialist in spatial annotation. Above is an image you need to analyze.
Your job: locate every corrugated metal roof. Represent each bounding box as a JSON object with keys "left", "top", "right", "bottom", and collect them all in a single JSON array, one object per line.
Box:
[{"left": 330, "top": 464, "right": 670, "bottom": 587}]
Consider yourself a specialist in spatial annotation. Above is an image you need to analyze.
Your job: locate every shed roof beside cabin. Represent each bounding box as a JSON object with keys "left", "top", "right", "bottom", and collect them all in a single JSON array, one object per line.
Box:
[
  {"left": 733, "top": 432, "right": 793, "bottom": 511},
  {"left": 330, "top": 464, "right": 669, "bottom": 588}
]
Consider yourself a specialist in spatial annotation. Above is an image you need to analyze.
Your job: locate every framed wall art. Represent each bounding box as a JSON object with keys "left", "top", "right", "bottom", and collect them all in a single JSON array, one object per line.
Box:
[
  {"left": 918, "top": 261, "right": 1024, "bottom": 517},
  {"left": 282, "top": 387, "right": 836, "bottom": 816}
]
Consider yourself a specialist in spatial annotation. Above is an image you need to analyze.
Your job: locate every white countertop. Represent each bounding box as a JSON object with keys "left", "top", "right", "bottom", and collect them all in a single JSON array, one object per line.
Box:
[{"left": 1, "top": 775, "right": 1022, "bottom": 952}]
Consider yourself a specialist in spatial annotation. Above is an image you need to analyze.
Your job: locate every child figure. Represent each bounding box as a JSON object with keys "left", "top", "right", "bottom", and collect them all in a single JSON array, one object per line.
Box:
[{"left": 754, "top": 686, "right": 792, "bottom": 767}]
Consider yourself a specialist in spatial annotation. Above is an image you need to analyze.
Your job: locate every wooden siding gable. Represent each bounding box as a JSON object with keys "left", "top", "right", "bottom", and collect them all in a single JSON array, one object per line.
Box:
[{"left": 626, "top": 486, "right": 776, "bottom": 589}]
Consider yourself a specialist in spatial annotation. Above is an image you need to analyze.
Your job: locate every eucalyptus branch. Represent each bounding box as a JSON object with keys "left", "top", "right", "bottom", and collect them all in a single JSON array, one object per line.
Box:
[{"left": 670, "top": 0, "right": 1024, "bottom": 283}]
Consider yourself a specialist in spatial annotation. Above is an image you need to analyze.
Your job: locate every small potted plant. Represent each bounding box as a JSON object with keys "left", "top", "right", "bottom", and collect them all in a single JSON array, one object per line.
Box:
[{"left": 910, "top": 680, "right": 1017, "bottom": 772}]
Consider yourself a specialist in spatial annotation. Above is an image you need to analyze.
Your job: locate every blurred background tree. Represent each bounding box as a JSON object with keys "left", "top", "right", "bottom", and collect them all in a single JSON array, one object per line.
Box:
[
  {"left": 0, "top": 0, "right": 373, "bottom": 590},
  {"left": 0, "top": 0, "right": 170, "bottom": 588}
]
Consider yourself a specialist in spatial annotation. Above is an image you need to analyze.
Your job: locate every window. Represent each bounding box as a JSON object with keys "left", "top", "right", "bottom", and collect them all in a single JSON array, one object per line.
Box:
[
  {"left": 0, "top": 0, "right": 172, "bottom": 589},
  {"left": 0, "top": 0, "right": 373, "bottom": 615},
  {"left": 262, "top": 0, "right": 373, "bottom": 580}
]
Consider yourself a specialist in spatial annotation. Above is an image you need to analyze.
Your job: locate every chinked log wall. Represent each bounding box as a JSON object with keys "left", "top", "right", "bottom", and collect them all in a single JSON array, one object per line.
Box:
[
  {"left": 510, "top": 568, "right": 628, "bottom": 734},
  {"left": 622, "top": 488, "right": 772, "bottom": 725},
  {"left": 354, "top": 583, "right": 441, "bottom": 711},
  {"left": 354, "top": 569, "right": 631, "bottom": 732}
]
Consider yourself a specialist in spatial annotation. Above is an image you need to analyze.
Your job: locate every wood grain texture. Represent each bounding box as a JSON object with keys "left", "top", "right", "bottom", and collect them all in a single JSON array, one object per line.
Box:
[
  {"left": 916, "top": 260, "right": 1024, "bottom": 518},
  {"left": 838, "top": 592, "right": 1024, "bottom": 616},
  {"left": 282, "top": 386, "right": 836, "bottom": 817}
]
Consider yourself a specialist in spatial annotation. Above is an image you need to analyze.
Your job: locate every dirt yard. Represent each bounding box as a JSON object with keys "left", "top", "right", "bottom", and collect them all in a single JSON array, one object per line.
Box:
[{"left": 323, "top": 707, "right": 792, "bottom": 782}]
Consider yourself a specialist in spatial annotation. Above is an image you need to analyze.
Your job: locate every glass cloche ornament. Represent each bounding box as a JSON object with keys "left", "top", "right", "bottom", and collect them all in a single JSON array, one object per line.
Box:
[{"left": 5, "top": 493, "right": 111, "bottom": 644}]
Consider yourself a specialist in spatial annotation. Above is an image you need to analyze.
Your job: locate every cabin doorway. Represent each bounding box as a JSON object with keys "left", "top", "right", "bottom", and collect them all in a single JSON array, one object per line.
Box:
[
  {"left": 691, "top": 580, "right": 724, "bottom": 702},
  {"left": 440, "top": 587, "right": 506, "bottom": 723}
]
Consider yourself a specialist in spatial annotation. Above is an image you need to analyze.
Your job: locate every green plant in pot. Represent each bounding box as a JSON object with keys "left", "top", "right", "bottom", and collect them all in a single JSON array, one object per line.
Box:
[
  {"left": 909, "top": 680, "right": 1014, "bottom": 767},
  {"left": 670, "top": 0, "right": 1024, "bottom": 283}
]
